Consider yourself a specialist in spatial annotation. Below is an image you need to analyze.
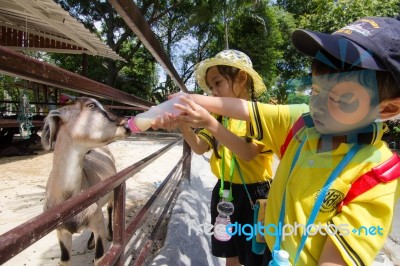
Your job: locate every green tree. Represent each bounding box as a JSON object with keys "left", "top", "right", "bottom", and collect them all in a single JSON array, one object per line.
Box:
[
  {"left": 274, "top": 0, "right": 400, "bottom": 102},
  {"left": 299, "top": 0, "right": 400, "bottom": 32},
  {"left": 52, "top": 0, "right": 214, "bottom": 102},
  {"left": 52, "top": 0, "right": 182, "bottom": 100},
  {"left": 45, "top": 0, "right": 400, "bottom": 106},
  {"left": 180, "top": 1, "right": 284, "bottom": 101},
  {"left": 152, "top": 0, "right": 194, "bottom": 100},
  {"left": 230, "top": 2, "right": 283, "bottom": 94},
  {"left": 271, "top": 7, "right": 308, "bottom": 103}
]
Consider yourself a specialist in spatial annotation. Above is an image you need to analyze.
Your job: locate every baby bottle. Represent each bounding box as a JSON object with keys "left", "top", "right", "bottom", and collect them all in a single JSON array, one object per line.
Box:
[
  {"left": 214, "top": 190, "right": 234, "bottom": 241},
  {"left": 128, "top": 92, "right": 186, "bottom": 133},
  {"left": 269, "top": 250, "right": 291, "bottom": 266}
]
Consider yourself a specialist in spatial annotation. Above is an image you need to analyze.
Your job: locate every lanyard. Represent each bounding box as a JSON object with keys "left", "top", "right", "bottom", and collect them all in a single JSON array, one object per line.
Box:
[
  {"left": 219, "top": 144, "right": 234, "bottom": 201},
  {"left": 219, "top": 118, "right": 250, "bottom": 203},
  {"left": 273, "top": 133, "right": 360, "bottom": 264},
  {"left": 220, "top": 152, "right": 255, "bottom": 208}
]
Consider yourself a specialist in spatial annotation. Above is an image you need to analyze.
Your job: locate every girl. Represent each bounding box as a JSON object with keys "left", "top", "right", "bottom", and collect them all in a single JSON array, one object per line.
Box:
[{"left": 152, "top": 50, "right": 274, "bottom": 266}]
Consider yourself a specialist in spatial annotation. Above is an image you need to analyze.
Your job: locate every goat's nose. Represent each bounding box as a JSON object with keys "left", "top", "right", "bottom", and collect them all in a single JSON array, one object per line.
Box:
[{"left": 119, "top": 117, "right": 128, "bottom": 126}]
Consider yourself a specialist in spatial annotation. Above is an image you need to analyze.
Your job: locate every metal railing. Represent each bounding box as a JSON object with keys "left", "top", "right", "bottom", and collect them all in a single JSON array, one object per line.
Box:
[
  {"left": 0, "top": 138, "right": 192, "bottom": 265},
  {"left": 0, "top": 0, "right": 192, "bottom": 264}
]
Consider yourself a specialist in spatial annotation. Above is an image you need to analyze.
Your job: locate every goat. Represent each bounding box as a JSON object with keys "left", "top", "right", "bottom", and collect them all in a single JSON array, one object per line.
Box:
[{"left": 41, "top": 97, "right": 130, "bottom": 265}]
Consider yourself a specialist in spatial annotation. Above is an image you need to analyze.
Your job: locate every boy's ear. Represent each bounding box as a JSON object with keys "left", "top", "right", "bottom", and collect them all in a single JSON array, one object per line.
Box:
[{"left": 379, "top": 97, "right": 400, "bottom": 119}]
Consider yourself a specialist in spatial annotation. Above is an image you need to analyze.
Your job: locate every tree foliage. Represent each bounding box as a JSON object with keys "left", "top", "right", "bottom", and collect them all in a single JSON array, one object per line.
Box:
[
  {"left": 297, "top": 0, "right": 400, "bottom": 32},
  {"left": 40, "top": 0, "right": 400, "bottom": 106},
  {"left": 230, "top": 2, "right": 283, "bottom": 94},
  {"left": 273, "top": 0, "right": 400, "bottom": 103},
  {"left": 52, "top": 0, "right": 166, "bottom": 100}
]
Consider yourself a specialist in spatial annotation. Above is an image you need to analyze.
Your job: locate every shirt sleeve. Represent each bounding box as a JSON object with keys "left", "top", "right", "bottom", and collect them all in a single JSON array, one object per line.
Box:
[
  {"left": 329, "top": 180, "right": 400, "bottom": 265},
  {"left": 196, "top": 128, "right": 213, "bottom": 151},
  {"left": 246, "top": 102, "right": 309, "bottom": 157}
]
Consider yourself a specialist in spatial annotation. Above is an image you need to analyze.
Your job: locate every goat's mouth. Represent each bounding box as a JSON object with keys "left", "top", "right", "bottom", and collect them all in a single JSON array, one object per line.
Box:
[
  {"left": 117, "top": 118, "right": 130, "bottom": 136},
  {"left": 123, "top": 123, "right": 131, "bottom": 135}
]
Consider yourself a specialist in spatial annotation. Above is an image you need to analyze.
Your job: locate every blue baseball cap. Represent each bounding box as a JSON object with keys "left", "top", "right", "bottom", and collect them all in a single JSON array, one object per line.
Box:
[{"left": 292, "top": 17, "right": 400, "bottom": 91}]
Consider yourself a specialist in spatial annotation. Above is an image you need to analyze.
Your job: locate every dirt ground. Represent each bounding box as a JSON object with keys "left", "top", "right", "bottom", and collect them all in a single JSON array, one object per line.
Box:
[{"left": 0, "top": 133, "right": 184, "bottom": 265}]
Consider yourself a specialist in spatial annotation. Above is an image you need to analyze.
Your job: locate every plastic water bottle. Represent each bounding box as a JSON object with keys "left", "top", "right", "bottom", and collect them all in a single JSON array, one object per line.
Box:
[
  {"left": 128, "top": 92, "right": 186, "bottom": 133},
  {"left": 269, "top": 250, "right": 291, "bottom": 266},
  {"left": 214, "top": 191, "right": 234, "bottom": 241}
]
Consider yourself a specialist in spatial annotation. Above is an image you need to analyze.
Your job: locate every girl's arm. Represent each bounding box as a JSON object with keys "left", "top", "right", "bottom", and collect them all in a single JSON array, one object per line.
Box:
[
  {"left": 202, "top": 114, "right": 262, "bottom": 161},
  {"left": 178, "top": 123, "right": 209, "bottom": 155}
]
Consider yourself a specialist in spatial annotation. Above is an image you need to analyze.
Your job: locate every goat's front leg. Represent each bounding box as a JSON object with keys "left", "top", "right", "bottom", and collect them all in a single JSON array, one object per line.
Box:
[
  {"left": 88, "top": 208, "right": 108, "bottom": 265},
  {"left": 57, "top": 229, "right": 72, "bottom": 266},
  {"left": 87, "top": 202, "right": 113, "bottom": 250},
  {"left": 107, "top": 201, "right": 113, "bottom": 241}
]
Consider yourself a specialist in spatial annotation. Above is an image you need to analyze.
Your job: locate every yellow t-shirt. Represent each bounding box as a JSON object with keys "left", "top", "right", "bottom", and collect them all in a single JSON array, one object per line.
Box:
[
  {"left": 246, "top": 102, "right": 400, "bottom": 266},
  {"left": 197, "top": 116, "right": 273, "bottom": 184}
]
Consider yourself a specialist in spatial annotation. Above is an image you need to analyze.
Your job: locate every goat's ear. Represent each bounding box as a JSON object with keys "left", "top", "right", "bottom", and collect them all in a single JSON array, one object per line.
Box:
[{"left": 41, "top": 110, "right": 61, "bottom": 150}]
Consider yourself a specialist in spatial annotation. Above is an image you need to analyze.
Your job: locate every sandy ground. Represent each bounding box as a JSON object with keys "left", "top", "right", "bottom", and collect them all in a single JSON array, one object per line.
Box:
[{"left": 0, "top": 133, "right": 184, "bottom": 265}]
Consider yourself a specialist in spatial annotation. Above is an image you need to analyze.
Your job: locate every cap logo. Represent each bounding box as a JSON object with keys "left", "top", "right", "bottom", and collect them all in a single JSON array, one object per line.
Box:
[
  {"left": 359, "top": 19, "right": 380, "bottom": 28},
  {"left": 335, "top": 19, "right": 380, "bottom": 37},
  {"left": 337, "top": 25, "right": 372, "bottom": 37}
]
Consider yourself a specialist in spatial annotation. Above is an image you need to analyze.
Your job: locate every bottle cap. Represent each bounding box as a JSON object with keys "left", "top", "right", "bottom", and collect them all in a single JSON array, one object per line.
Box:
[
  {"left": 222, "top": 190, "right": 230, "bottom": 199},
  {"left": 127, "top": 117, "right": 141, "bottom": 133},
  {"left": 276, "top": 250, "right": 289, "bottom": 262}
]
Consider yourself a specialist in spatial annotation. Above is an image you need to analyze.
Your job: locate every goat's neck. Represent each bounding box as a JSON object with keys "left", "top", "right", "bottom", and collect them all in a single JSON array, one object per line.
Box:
[{"left": 51, "top": 133, "right": 90, "bottom": 192}]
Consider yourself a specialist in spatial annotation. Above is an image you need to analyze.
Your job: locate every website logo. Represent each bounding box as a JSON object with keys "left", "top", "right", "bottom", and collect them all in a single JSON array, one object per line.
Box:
[{"left": 187, "top": 218, "right": 384, "bottom": 241}]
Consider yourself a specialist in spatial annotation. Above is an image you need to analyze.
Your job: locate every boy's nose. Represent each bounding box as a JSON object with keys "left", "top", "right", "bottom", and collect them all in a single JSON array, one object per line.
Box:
[{"left": 310, "top": 95, "right": 326, "bottom": 112}]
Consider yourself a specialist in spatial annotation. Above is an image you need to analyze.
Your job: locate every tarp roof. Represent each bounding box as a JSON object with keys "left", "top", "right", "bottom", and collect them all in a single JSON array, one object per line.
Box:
[{"left": 0, "top": 0, "right": 124, "bottom": 61}]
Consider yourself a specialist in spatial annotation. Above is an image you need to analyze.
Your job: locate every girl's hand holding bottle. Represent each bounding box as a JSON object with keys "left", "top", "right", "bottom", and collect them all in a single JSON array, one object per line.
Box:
[{"left": 173, "top": 97, "right": 215, "bottom": 130}]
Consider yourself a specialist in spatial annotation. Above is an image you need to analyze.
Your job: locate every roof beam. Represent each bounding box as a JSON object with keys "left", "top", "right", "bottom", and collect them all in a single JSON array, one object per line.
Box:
[
  {"left": 7, "top": 47, "right": 85, "bottom": 54},
  {"left": 0, "top": 0, "right": 124, "bottom": 61},
  {"left": 0, "top": 23, "right": 78, "bottom": 46},
  {"left": 0, "top": 25, "right": 86, "bottom": 52},
  {"left": 108, "top": 0, "right": 188, "bottom": 93},
  {"left": 0, "top": 45, "right": 153, "bottom": 109},
  {"left": 14, "top": 0, "right": 98, "bottom": 55}
]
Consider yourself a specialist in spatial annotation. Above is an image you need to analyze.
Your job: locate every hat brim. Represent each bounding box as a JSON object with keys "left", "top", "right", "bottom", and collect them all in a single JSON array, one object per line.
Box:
[
  {"left": 292, "top": 29, "right": 386, "bottom": 71},
  {"left": 195, "top": 59, "right": 266, "bottom": 97}
]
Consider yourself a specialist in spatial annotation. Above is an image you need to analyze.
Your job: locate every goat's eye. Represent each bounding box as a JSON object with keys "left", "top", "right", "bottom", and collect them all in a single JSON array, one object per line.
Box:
[{"left": 87, "top": 103, "right": 96, "bottom": 109}]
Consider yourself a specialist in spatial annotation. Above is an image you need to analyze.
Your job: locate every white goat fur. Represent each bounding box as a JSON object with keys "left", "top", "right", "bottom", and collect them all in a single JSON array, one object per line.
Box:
[{"left": 41, "top": 97, "right": 129, "bottom": 265}]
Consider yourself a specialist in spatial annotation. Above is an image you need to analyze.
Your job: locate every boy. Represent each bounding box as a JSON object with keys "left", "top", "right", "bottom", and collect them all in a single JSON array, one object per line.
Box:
[{"left": 173, "top": 17, "right": 400, "bottom": 265}]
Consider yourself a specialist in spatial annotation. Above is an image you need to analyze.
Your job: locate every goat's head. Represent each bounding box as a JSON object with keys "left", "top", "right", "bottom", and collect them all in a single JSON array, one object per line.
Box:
[{"left": 41, "top": 97, "right": 130, "bottom": 150}]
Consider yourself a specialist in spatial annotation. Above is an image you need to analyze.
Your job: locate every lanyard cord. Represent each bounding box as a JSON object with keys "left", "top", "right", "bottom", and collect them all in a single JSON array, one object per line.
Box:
[
  {"left": 219, "top": 144, "right": 234, "bottom": 201},
  {"left": 219, "top": 118, "right": 254, "bottom": 207},
  {"left": 273, "top": 136, "right": 306, "bottom": 253},
  {"left": 219, "top": 117, "right": 234, "bottom": 201},
  {"left": 273, "top": 134, "right": 361, "bottom": 264},
  {"left": 234, "top": 155, "right": 255, "bottom": 209}
]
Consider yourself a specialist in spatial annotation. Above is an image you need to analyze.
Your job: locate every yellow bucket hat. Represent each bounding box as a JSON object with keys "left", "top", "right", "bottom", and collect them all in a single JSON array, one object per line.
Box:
[{"left": 194, "top": 49, "right": 266, "bottom": 97}]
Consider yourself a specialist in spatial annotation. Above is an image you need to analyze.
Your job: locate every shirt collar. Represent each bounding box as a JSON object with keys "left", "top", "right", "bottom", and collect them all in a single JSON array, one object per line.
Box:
[{"left": 301, "top": 112, "right": 387, "bottom": 145}]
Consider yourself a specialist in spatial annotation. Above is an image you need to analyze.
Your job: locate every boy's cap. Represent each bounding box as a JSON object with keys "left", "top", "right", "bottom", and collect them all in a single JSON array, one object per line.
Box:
[
  {"left": 292, "top": 17, "right": 400, "bottom": 90},
  {"left": 194, "top": 49, "right": 266, "bottom": 96}
]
